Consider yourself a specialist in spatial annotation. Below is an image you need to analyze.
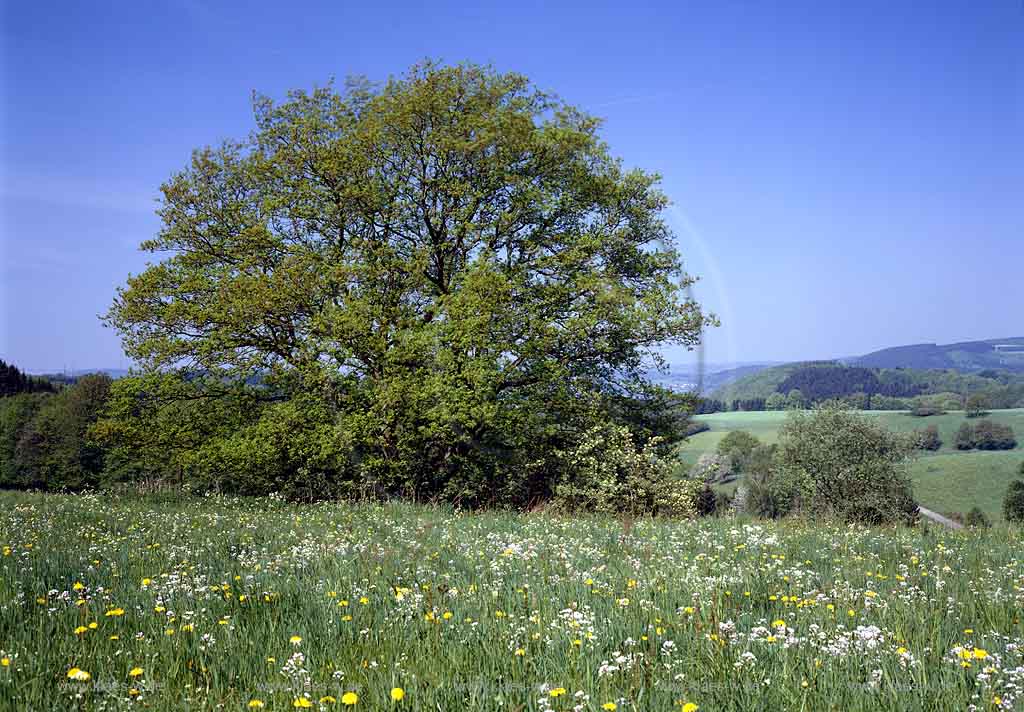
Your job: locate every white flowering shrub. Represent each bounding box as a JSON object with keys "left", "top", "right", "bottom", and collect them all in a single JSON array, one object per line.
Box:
[{"left": 552, "top": 423, "right": 698, "bottom": 518}]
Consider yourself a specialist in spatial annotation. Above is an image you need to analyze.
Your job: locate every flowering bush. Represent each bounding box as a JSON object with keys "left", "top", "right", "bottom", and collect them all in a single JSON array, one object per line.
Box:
[{"left": 552, "top": 423, "right": 698, "bottom": 517}]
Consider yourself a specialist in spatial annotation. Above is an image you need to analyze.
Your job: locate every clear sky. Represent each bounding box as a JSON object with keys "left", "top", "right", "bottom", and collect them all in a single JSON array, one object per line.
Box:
[{"left": 2, "top": 0, "right": 1021, "bottom": 371}]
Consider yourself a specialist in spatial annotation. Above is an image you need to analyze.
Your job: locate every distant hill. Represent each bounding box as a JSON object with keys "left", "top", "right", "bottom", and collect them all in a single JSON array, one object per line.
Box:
[
  {"left": 848, "top": 337, "right": 1024, "bottom": 372},
  {"left": 708, "top": 337, "right": 1024, "bottom": 410}
]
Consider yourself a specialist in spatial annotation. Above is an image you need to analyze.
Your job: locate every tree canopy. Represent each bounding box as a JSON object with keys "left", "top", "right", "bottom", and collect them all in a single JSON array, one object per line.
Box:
[{"left": 102, "top": 62, "right": 711, "bottom": 505}]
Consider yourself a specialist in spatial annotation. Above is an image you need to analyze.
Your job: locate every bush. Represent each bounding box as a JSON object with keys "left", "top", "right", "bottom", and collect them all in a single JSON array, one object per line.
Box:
[
  {"left": 955, "top": 420, "right": 1017, "bottom": 451},
  {"left": 915, "top": 425, "right": 941, "bottom": 451},
  {"left": 691, "top": 452, "right": 734, "bottom": 484},
  {"left": 2, "top": 375, "right": 111, "bottom": 491},
  {"left": 909, "top": 405, "right": 946, "bottom": 417},
  {"left": 955, "top": 422, "right": 975, "bottom": 450},
  {"left": 0, "top": 393, "right": 50, "bottom": 488},
  {"left": 552, "top": 423, "right": 698, "bottom": 518},
  {"left": 965, "top": 507, "right": 991, "bottom": 528},
  {"left": 694, "top": 484, "right": 718, "bottom": 516},
  {"left": 1004, "top": 480, "right": 1024, "bottom": 523},
  {"left": 717, "top": 431, "right": 761, "bottom": 472},
  {"left": 972, "top": 420, "right": 1016, "bottom": 450},
  {"left": 774, "top": 406, "right": 918, "bottom": 525},
  {"left": 965, "top": 394, "right": 988, "bottom": 418}
]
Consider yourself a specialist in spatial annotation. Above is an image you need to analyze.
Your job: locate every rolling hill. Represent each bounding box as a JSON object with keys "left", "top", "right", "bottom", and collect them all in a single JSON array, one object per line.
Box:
[
  {"left": 707, "top": 337, "right": 1024, "bottom": 407},
  {"left": 849, "top": 337, "right": 1024, "bottom": 371}
]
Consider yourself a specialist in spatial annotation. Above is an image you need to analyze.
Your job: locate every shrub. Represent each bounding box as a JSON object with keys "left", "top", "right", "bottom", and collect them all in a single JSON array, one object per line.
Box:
[
  {"left": 0, "top": 393, "right": 50, "bottom": 488},
  {"left": 552, "top": 423, "right": 698, "bottom": 518},
  {"left": 915, "top": 425, "right": 941, "bottom": 451},
  {"left": 694, "top": 484, "right": 718, "bottom": 516},
  {"left": 909, "top": 405, "right": 945, "bottom": 417},
  {"left": 691, "top": 452, "right": 734, "bottom": 484},
  {"left": 955, "top": 422, "right": 975, "bottom": 450},
  {"left": 774, "top": 406, "right": 918, "bottom": 525},
  {"left": 717, "top": 431, "right": 761, "bottom": 472},
  {"left": 1004, "top": 480, "right": 1024, "bottom": 523},
  {"left": 965, "top": 507, "right": 991, "bottom": 528},
  {"left": 4, "top": 375, "right": 112, "bottom": 491},
  {"left": 972, "top": 420, "right": 1017, "bottom": 450},
  {"left": 965, "top": 394, "right": 989, "bottom": 418}
]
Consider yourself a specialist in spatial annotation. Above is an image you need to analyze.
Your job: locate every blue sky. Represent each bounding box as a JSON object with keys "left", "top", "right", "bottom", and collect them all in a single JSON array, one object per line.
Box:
[{"left": 2, "top": 0, "right": 1021, "bottom": 371}]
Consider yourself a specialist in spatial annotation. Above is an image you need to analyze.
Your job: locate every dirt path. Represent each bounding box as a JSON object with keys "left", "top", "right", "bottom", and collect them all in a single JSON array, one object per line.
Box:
[{"left": 918, "top": 505, "right": 964, "bottom": 530}]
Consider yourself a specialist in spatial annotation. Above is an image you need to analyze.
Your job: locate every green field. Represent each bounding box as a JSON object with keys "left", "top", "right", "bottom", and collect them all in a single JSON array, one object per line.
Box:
[
  {"left": 2, "top": 492, "right": 1024, "bottom": 711},
  {"left": 680, "top": 409, "right": 1024, "bottom": 519}
]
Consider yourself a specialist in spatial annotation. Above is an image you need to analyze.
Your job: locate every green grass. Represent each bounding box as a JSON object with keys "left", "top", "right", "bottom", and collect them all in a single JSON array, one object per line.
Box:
[
  {"left": 681, "top": 409, "right": 1024, "bottom": 519},
  {"left": 1, "top": 492, "right": 1024, "bottom": 711}
]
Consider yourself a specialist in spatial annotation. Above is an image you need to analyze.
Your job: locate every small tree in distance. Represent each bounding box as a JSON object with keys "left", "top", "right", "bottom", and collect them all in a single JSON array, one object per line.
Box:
[
  {"left": 965, "top": 393, "right": 989, "bottom": 418},
  {"left": 1003, "top": 480, "right": 1024, "bottom": 523},
  {"left": 774, "top": 406, "right": 917, "bottom": 524}
]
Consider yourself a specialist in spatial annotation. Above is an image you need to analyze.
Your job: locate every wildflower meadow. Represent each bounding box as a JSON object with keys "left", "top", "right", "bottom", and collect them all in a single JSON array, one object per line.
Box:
[{"left": 1, "top": 491, "right": 1022, "bottom": 710}]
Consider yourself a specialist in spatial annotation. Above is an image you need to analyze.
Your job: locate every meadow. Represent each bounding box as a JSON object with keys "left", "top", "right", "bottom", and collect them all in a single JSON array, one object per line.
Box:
[
  {"left": 2, "top": 492, "right": 1023, "bottom": 711},
  {"left": 680, "top": 410, "right": 1024, "bottom": 520}
]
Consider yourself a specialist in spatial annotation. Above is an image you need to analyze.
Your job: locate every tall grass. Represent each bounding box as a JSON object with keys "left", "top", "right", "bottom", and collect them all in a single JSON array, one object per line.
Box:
[{"left": 1, "top": 491, "right": 1022, "bottom": 710}]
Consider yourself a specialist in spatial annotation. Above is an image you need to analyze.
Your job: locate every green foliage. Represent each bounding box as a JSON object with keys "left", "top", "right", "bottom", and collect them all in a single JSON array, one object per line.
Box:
[
  {"left": 0, "top": 360, "right": 56, "bottom": 396},
  {"left": 954, "top": 419, "right": 1017, "bottom": 451},
  {"left": 964, "top": 506, "right": 991, "bottom": 528},
  {"left": 100, "top": 62, "right": 710, "bottom": 506},
  {"left": 716, "top": 430, "right": 761, "bottom": 472},
  {"left": 914, "top": 424, "right": 942, "bottom": 451},
  {"left": 715, "top": 360, "right": 1024, "bottom": 411},
  {"left": 1003, "top": 480, "right": 1024, "bottom": 522},
  {"left": 955, "top": 422, "right": 975, "bottom": 450},
  {"left": 965, "top": 393, "right": 989, "bottom": 418},
  {"left": 2, "top": 375, "right": 112, "bottom": 490},
  {"left": 0, "top": 393, "right": 50, "bottom": 488},
  {"left": 551, "top": 423, "right": 699, "bottom": 517},
  {"left": 774, "top": 407, "right": 918, "bottom": 524},
  {"left": 694, "top": 484, "right": 717, "bottom": 516}
]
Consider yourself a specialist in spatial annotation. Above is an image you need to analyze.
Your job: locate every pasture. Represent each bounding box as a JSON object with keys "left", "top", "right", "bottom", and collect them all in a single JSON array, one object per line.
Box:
[
  {"left": 1, "top": 492, "right": 1023, "bottom": 711},
  {"left": 680, "top": 410, "right": 1024, "bottom": 520}
]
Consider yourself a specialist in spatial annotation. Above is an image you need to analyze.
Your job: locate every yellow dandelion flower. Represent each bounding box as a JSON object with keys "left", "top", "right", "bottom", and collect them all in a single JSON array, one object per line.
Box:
[
  {"left": 293, "top": 698, "right": 313, "bottom": 708},
  {"left": 603, "top": 704, "right": 617, "bottom": 711},
  {"left": 290, "top": 635, "right": 302, "bottom": 645},
  {"left": 341, "top": 691, "right": 358, "bottom": 705},
  {"left": 128, "top": 667, "right": 143, "bottom": 677},
  {"left": 72, "top": 582, "right": 85, "bottom": 591},
  {"left": 974, "top": 648, "right": 988, "bottom": 660},
  {"left": 1, "top": 657, "right": 10, "bottom": 667},
  {"left": 67, "top": 667, "right": 91, "bottom": 681},
  {"left": 74, "top": 626, "right": 88, "bottom": 635},
  {"left": 549, "top": 688, "right": 567, "bottom": 698},
  {"left": 105, "top": 608, "right": 125, "bottom": 617},
  {"left": 514, "top": 648, "right": 525, "bottom": 656},
  {"left": 390, "top": 687, "right": 405, "bottom": 701},
  {"left": 681, "top": 703, "right": 699, "bottom": 712},
  {"left": 320, "top": 696, "right": 337, "bottom": 704}
]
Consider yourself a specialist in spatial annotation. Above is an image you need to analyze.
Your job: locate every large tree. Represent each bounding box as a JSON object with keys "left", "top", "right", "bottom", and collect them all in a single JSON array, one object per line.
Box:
[{"left": 104, "top": 62, "right": 710, "bottom": 504}]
